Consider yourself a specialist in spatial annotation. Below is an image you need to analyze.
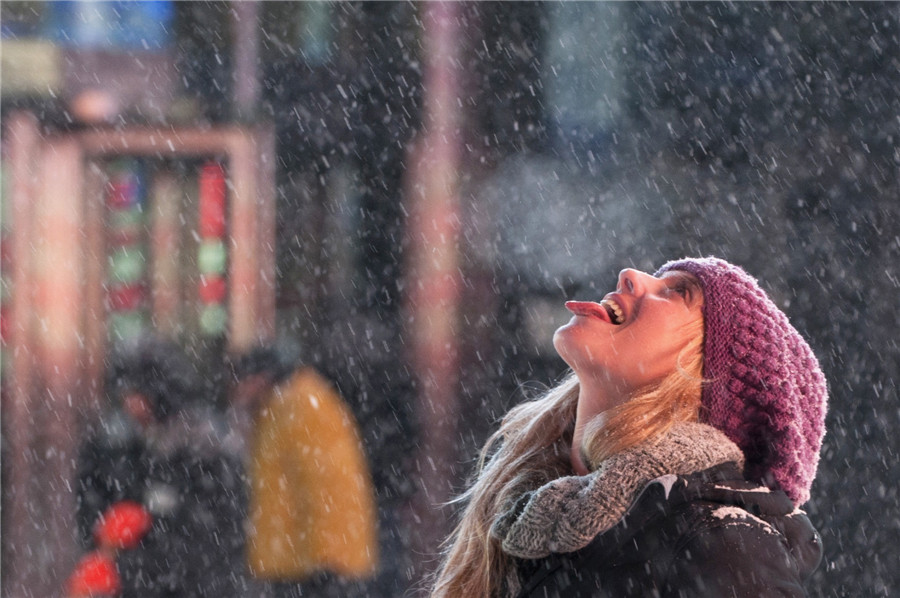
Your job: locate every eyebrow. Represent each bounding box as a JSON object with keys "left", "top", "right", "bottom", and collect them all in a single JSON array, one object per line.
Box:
[{"left": 660, "top": 271, "right": 693, "bottom": 284}]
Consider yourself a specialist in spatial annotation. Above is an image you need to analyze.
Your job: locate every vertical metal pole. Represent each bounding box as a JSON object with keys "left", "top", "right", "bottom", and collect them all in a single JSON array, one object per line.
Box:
[
  {"left": 226, "top": 132, "right": 259, "bottom": 352},
  {"left": 150, "top": 169, "right": 184, "bottom": 336},
  {"left": 81, "top": 162, "right": 108, "bottom": 418},
  {"left": 254, "top": 125, "right": 278, "bottom": 342},
  {"left": 232, "top": 0, "right": 261, "bottom": 121}
]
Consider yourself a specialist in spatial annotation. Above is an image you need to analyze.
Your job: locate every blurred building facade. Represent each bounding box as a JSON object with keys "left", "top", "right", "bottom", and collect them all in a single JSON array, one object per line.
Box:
[{"left": 2, "top": 2, "right": 898, "bottom": 596}]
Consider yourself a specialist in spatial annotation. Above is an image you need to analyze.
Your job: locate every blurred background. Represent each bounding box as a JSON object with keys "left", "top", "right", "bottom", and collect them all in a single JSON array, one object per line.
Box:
[{"left": 1, "top": 1, "right": 898, "bottom": 596}]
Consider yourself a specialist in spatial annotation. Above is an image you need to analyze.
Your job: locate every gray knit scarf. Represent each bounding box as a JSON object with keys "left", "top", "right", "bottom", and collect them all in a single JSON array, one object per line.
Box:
[{"left": 491, "top": 422, "right": 745, "bottom": 561}]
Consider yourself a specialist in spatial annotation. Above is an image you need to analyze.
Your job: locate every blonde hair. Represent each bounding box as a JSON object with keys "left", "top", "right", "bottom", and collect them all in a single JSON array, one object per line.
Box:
[
  {"left": 583, "top": 316, "right": 705, "bottom": 468},
  {"left": 430, "top": 317, "right": 705, "bottom": 598}
]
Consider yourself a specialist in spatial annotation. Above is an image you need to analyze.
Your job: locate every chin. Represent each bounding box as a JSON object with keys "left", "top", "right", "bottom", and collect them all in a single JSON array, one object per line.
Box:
[
  {"left": 552, "top": 327, "right": 572, "bottom": 364},
  {"left": 553, "top": 324, "right": 602, "bottom": 365},
  {"left": 553, "top": 335, "right": 590, "bottom": 374}
]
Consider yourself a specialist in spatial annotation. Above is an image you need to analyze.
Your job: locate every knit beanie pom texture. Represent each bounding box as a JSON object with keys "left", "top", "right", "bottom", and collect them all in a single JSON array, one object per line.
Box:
[{"left": 655, "top": 257, "right": 827, "bottom": 506}]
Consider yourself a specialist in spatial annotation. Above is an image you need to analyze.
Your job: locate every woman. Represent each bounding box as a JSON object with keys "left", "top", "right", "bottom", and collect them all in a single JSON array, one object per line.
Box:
[{"left": 431, "top": 257, "right": 827, "bottom": 598}]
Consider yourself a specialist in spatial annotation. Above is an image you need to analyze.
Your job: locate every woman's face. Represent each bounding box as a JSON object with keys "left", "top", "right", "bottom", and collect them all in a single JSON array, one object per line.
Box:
[{"left": 553, "top": 268, "right": 704, "bottom": 398}]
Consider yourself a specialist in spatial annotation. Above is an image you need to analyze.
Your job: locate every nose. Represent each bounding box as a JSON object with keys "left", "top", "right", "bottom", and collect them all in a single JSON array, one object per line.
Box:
[{"left": 617, "top": 268, "right": 660, "bottom": 295}]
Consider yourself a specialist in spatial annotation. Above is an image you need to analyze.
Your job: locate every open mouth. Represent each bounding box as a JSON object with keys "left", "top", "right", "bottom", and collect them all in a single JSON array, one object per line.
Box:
[
  {"left": 600, "top": 298, "right": 625, "bottom": 325},
  {"left": 565, "top": 299, "right": 626, "bottom": 325}
]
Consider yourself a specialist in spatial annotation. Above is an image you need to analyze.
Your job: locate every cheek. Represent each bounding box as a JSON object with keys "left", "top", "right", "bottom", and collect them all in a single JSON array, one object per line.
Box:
[{"left": 627, "top": 319, "right": 695, "bottom": 373}]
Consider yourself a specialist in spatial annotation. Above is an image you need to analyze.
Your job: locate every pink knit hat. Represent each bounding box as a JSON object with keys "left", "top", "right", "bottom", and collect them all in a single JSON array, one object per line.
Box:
[{"left": 655, "top": 257, "right": 828, "bottom": 505}]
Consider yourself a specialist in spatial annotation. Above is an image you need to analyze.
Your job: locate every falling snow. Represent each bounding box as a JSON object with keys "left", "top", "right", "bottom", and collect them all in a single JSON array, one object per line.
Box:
[{"left": 1, "top": 2, "right": 898, "bottom": 597}]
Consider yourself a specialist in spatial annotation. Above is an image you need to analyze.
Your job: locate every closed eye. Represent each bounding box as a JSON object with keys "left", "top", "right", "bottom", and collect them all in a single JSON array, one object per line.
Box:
[{"left": 665, "top": 274, "right": 701, "bottom": 306}]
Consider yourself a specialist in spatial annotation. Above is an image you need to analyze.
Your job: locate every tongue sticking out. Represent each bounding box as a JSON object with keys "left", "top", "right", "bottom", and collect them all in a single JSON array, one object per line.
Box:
[{"left": 565, "top": 301, "right": 612, "bottom": 323}]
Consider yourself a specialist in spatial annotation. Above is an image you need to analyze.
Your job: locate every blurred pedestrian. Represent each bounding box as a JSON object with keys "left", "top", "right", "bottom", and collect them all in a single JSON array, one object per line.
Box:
[
  {"left": 431, "top": 257, "right": 827, "bottom": 597},
  {"left": 73, "top": 335, "right": 248, "bottom": 597},
  {"left": 75, "top": 335, "right": 199, "bottom": 552},
  {"left": 229, "top": 344, "right": 379, "bottom": 598}
]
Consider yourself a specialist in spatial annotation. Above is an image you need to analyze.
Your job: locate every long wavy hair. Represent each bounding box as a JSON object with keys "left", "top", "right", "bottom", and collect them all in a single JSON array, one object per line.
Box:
[{"left": 430, "top": 317, "right": 705, "bottom": 598}]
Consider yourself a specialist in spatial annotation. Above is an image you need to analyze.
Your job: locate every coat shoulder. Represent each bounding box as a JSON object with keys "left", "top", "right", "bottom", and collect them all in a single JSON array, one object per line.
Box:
[
  {"left": 514, "top": 464, "right": 822, "bottom": 598},
  {"left": 661, "top": 500, "right": 814, "bottom": 597},
  {"left": 640, "top": 467, "right": 822, "bottom": 598}
]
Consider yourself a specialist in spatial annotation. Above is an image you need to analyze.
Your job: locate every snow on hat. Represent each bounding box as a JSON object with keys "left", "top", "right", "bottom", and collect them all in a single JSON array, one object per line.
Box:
[{"left": 655, "top": 257, "right": 827, "bottom": 505}]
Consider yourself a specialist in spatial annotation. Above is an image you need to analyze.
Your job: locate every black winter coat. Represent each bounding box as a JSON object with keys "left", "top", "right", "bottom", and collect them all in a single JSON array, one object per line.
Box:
[
  {"left": 75, "top": 408, "right": 251, "bottom": 597},
  {"left": 514, "top": 463, "right": 822, "bottom": 598},
  {"left": 76, "top": 410, "right": 152, "bottom": 546}
]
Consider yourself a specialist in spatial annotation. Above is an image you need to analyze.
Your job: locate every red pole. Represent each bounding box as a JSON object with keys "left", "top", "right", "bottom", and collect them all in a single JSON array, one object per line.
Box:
[
  {"left": 404, "top": 0, "right": 464, "bottom": 584},
  {"left": 33, "top": 135, "right": 85, "bottom": 595},
  {"left": 3, "top": 111, "right": 41, "bottom": 597}
]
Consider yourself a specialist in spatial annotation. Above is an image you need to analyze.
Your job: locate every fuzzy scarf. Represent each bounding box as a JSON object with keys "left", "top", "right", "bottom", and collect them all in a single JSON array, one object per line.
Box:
[{"left": 491, "top": 422, "right": 745, "bottom": 561}]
